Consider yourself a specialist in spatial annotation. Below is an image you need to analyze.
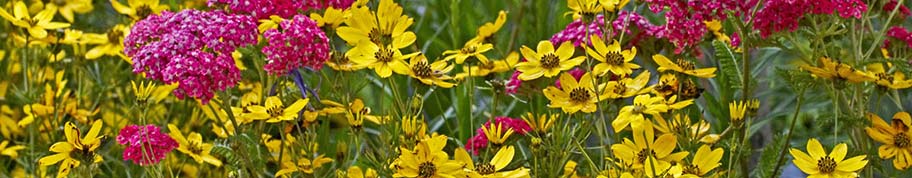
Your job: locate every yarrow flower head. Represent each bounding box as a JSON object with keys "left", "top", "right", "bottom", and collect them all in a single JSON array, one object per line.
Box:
[
  {"left": 125, "top": 10, "right": 258, "bottom": 104},
  {"left": 551, "top": 15, "right": 605, "bottom": 47},
  {"left": 262, "top": 15, "right": 331, "bottom": 75},
  {"left": 116, "top": 124, "right": 178, "bottom": 166},
  {"left": 754, "top": 0, "right": 868, "bottom": 38}
]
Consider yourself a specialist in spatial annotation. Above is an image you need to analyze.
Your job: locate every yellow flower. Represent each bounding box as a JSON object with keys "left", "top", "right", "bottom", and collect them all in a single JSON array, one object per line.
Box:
[
  {"left": 40, "top": 0, "right": 94, "bottom": 23},
  {"left": 18, "top": 103, "right": 55, "bottom": 127},
  {"left": 257, "top": 15, "right": 285, "bottom": 32},
  {"left": 232, "top": 92, "right": 269, "bottom": 124},
  {"left": 586, "top": 35, "right": 639, "bottom": 76},
  {"left": 347, "top": 98, "right": 382, "bottom": 129},
  {"left": 392, "top": 135, "right": 465, "bottom": 177},
  {"left": 276, "top": 154, "right": 334, "bottom": 176},
  {"left": 483, "top": 122, "right": 515, "bottom": 146},
  {"left": 865, "top": 112, "right": 912, "bottom": 170},
  {"left": 0, "top": 105, "right": 23, "bottom": 138},
  {"left": 599, "top": 0, "right": 630, "bottom": 12},
  {"left": 0, "top": 1, "right": 70, "bottom": 38},
  {"left": 611, "top": 122, "right": 689, "bottom": 177},
  {"left": 799, "top": 57, "right": 875, "bottom": 83},
  {"left": 443, "top": 41, "right": 494, "bottom": 64},
  {"left": 248, "top": 96, "right": 309, "bottom": 123},
  {"left": 653, "top": 73, "right": 679, "bottom": 97},
  {"left": 401, "top": 115, "right": 429, "bottom": 143},
  {"left": 0, "top": 140, "right": 25, "bottom": 158},
  {"left": 516, "top": 41, "right": 585, "bottom": 80},
  {"left": 38, "top": 121, "right": 105, "bottom": 178},
  {"left": 468, "top": 10, "right": 507, "bottom": 44},
  {"left": 672, "top": 145, "right": 724, "bottom": 177},
  {"left": 347, "top": 166, "right": 379, "bottom": 178},
  {"left": 82, "top": 24, "right": 130, "bottom": 62},
  {"left": 603, "top": 70, "right": 651, "bottom": 99},
  {"left": 455, "top": 51, "right": 519, "bottom": 80},
  {"left": 654, "top": 114, "right": 719, "bottom": 144},
  {"left": 110, "top": 0, "right": 169, "bottom": 21},
  {"left": 407, "top": 54, "right": 456, "bottom": 88},
  {"left": 521, "top": 112, "right": 558, "bottom": 135},
  {"left": 652, "top": 54, "right": 717, "bottom": 78},
  {"left": 348, "top": 41, "right": 417, "bottom": 78},
  {"left": 455, "top": 146, "right": 531, "bottom": 178},
  {"left": 543, "top": 72, "right": 600, "bottom": 113},
  {"left": 789, "top": 138, "right": 867, "bottom": 177},
  {"left": 311, "top": 6, "right": 348, "bottom": 29},
  {"left": 168, "top": 124, "right": 223, "bottom": 167},
  {"left": 613, "top": 94, "right": 669, "bottom": 132},
  {"left": 729, "top": 100, "right": 748, "bottom": 125},
  {"left": 567, "top": 0, "right": 603, "bottom": 20},
  {"left": 337, "top": 0, "right": 415, "bottom": 48},
  {"left": 327, "top": 51, "right": 364, "bottom": 71},
  {"left": 867, "top": 62, "right": 912, "bottom": 89}
]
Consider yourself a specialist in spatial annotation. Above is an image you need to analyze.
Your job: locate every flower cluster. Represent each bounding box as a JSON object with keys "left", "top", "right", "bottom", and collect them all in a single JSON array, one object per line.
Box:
[
  {"left": 116, "top": 124, "right": 179, "bottom": 166},
  {"left": 466, "top": 117, "right": 531, "bottom": 154},
  {"left": 207, "top": 0, "right": 356, "bottom": 19},
  {"left": 262, "top": 15, "right": 331, "bottom": 75},
  {"left": 124, "top": 10, "right": 258, "bottom": 103},
  {"left": 754, "top": 0, "right": 869, "bottom": 38},
  {"left": 644, "top": 0, "right": 751, "bottom": 53},
  {"left": 550, "top": 15, "right": 605, "bottom": 47},
  {"left": 888, "top": 26, "right": 912, "bottom": 49}
]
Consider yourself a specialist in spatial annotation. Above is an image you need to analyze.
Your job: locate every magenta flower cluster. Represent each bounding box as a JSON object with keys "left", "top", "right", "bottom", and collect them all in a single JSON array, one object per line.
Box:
[
  {"left": 465, "top": 116, "right": 531, "bottom": 154},
  {"left": 887, "top": 26, "right": 912, "bottom": 49},
  {"left": 644, "top": 0, "right": 752, "bottom": 54},
  {"left": 124, "top": 10, "right": 258, "bottom": 104},
  {"left": 262, "top": 15, "right": 331, "bottom": 75},
  {"left": 117, "top": 124, "right": 179, "bottom": 166},
  {"left": 207, "top": 0, "right": 355, "bottom": 19},
  {"left": 754, "top": 0, "right": 868, "bottom": 38},
  {"left": 550, "top": 15, "right": 605, "bottom": 47}
]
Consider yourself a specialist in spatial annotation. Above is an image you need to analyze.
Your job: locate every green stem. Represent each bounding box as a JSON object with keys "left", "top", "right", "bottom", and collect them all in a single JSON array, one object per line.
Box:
[{"left": 771, "top": 88, "right": 805, "bottom": 177}]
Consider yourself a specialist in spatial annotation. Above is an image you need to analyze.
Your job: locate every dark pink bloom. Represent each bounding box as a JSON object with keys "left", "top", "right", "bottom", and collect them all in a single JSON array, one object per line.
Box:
[
  {"left": 262, "top": 15, "right": 331, "bottom": 75},
  {"left": 465, "top": 116, "right": 532, "bottom": 154},
  {"left": 117, "top": 125, "right": 179, "bottom": 166},
  {"left": 551, "top": 15, "right": 605, "bottom": 47},
  {"left": 887, "top": 26, "right": 912, "bottom": 48},
  {"left": 885, "top": 0, "right": 911, "bottom": 18},
  {"left": 506, "top": 68, "right": 523, "bottom": 94},
  {"left": 644, "top": 0, "right": 755, "bottom": 53},
  {"left": 752, "top": 0, "right": 809, "bottom": 38},
  {"left": 207, "top": 0, "right": 355, "bottom": 19}
]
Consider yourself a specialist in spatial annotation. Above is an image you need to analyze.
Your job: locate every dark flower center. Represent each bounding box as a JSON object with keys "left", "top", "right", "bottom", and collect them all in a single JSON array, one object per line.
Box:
[
  {"left": 188, "top": 140, "right": 203, "bottom": 154},
  {"left": 632, "top": 104, "right": 647, "bottom": 114},
  {"left": 267, "top": 104, "right": 284, "bottom": 118},
  {"left": 461, "top": 45, "right": 477, "bottom": 54},
  {"left": 476, "top": 163, "right": 496, "bottom": 175},
  {"left": 569, "top": 87, "right": 591, "bottom": 103},
  {"left": 606, "top": 51, "right": 625, "bottom": 66},
  {"left": 368, "top": 28, "right": 391, "bottom": 45},
  {"left": 108, "top": 29, "right": 124, "bottom": 45},
  {"left": 817, "top": 156, "right": 837, "bottom": 174},
  {"left": 636, "top": 148, "right": 656, "bottom": 163},
  {"left": 412, "top": 61, "right": 433, "bottom": 78},
  {"left": 540, "top": 53, "right": 560, "bottom": 69},
  {"left": 675, "top": 59, "right": 695, "bottom": 71},
  {"left": 418, "top": 162, "right": 437, "bottom": 178},
  {"left": 895, "top": 133, "right": 911, "bottom": 148},
  {"left": 135, "top": 5, "right": 153, "bottom": 20},
  {"left": 375, "top": 48, "right": 395, "bottom": 63},
  {"left": 682, "top": 164, "right": 701, "bottom": 175}
]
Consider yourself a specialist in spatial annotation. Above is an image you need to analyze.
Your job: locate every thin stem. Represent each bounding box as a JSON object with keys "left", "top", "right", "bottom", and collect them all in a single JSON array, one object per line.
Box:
[{"left": 771, "top": 88, "right": 805, "bottom": 177}]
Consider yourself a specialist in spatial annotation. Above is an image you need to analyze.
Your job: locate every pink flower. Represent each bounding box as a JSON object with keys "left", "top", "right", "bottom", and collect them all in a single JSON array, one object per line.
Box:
[
  {"left": 125, "top": 10, "right": 258, "bottom": 104},
  {"left": 885, "top": 0, "right": 911, "bottom": 19},
  {"left": 551, "top": 15, "right": 605, "bottom": 47},
  {"left": 506, "top": 68, "right": 523, "bottom": 94},
  {"left": 262, "top": 15, "right": 331, "bottom": 75},
  {"left": 117, "top": 125, "right": 179, "bottom": 166},
  {"left": 752, "top": 0, "right": 809, "bottom": 38},
  {"left": 465, "top": 116, "right": 532, "bottom": 154},
  {"left": 644, "top": 0, "right": 754, "bottom": 53},
  {"left": 888, "top": 26, "right": 912, "bottom": 48},
  {"left": 208, "top": 0, "right": 356, "bottom": 19}
]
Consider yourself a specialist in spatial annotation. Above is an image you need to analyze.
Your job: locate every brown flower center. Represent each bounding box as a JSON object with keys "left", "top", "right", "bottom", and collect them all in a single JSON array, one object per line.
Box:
[
  {"left": 368, "top": 28, "right": 391, "bottom": 45},
  {"left": 412, "top": 61, "right": 433, "bottom": 78},
  {"left": 461, "top": 45, "right": 477, "bottom": 54},
  {"left": 375, "top": 48, "right": 395, "bottom": 63},
  {"left": 476, "top": 163, "right": 496, "bottom": 175},
  {"left": 682, "top": 164, "right": 701, "bottom": 175},
  {"left": 108, "top": 29, "right": 124, "bottom": 45},
  {"left": 632, "top": 104, "right": 647, "bottom": 115},
  {"left": 418, "top": 162, "right": 437, "bottom": 178},
  {"left": 636, "top": 148, "right": 656, "bottom": 163},
  {"left": 817, "top": 156, "right": 837, "bottom": 174},
  {"left": 135, "top": 5, "right": 153, "bottom": 20},
  {"left": 188, "top": 140, "right": 204, "bottom": 154},
  {"left": 569, "top": 87, "right": 591, "bottom": 103},
  {"left": 895, "top": 133, "right": 911, "bottom": 148},
  {"left": 675, "top": 59, "right": 695, "bottom": 71},
  {"left": 540, "top": 53, "right": 561, "bottom": 69},
  {"left": 267, "top": 104, "right": 284, "bottom": 118},
  {"left": 606, "top": 51, "right": 625, "bottom": 66}
]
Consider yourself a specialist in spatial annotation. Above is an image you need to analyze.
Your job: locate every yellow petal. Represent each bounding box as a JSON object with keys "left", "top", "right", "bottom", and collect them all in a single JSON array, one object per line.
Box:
[{"left": 491, "top": 146, "right": 515, "bottom": 170}]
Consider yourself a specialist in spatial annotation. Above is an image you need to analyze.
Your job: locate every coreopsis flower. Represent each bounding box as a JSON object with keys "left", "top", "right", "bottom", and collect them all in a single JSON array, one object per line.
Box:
[
  {"left": 603, "top": 70, "right": 652, "bottom": 99},
  {"left": 110, "top": 0, "right": 169, "bottom": 21},
  {"left": 0, "top": 140, "right": 25, "bottom": 158},
  {"left": 455, "top": 52, "right": 520, "bottom": 80},
  {"left": 867, "top": 63, "right": 912, "bottom": 90},
  {"left": 543, "top": 72, "right": 600, "bottom": 113},
  {"left": 337, "top": 0, "right": 415, "bottom": 48},
  {"left": 276, "top": 154, "right": 334, "bottom": 176},
  {"left": 613, "top": 94, "right": 669, "bottom": 132},
  {"left": 466, "top": 116, "right": 532, "bottom": 154},
  {"left": 671, "top": 145, "right": 724, "bottom": 177},
  {"left": 400, "top": 115, "right": 429, "bottom": 144},
  {"left": 167, "top": 124, "right": 222, "bottom": 167},
  {"left": 392, "top": 135, "right": 465, "bottom": 177},
  {"left": 406, "top": 54, "right": 456, "bottom": 88},
  {"left": 247, "top": 96, "right": 308, "bottom": 123},
  {"left": 346, "top": 98, "right": 384, "bottom": 129},
  {"left": 652, "top": 73, "right": 679, "bottom": 97},
  {"left": 789, "top": 138, "right": 867, "bottom": 177},
  {"left": 261, "top": 14, "right": 331, "bottom": 75},
  {"left": 348, "top": 41, "right": 418, "bottom": 78},
  {"left": 326, "top": 51, "right": 364, "bottom": 71},
  {"left": 455, "top": 146, "right": 531, "bottom": 178},
  {"left": 652, "top": 54, "right": 716, "bottom": 78},
  {"left": 865, "top": 112, "right": 912, "bottom": 170},
  {"left": 599, "top": 0, "right": 629, "bottom": 12},
  {"left": 799, "top": 57, "right": 875, "bottom": 83},
  {"left": 443, "top": 41, "right": 494, "bottom": 64},
  {"left": 83, "top": 24, "right": 129, "bottom": 61},
  {"left": 482, "top": 122, "right": 515, "bottom": 147},
  {"left": 347, "top": 166, "right": 378, "bottom": 178},
  {"left": 611, "top": 122, "right": 689, "bottom": 176},
  {"left": 567, "top": 0, "right": 603, "bottom": 21},
  {"left": 125, "top": 10, "right": 258, "bottom": 104},
  {"left": 729, "top": 100, "right": 748, "bottom": 126},
  {"left": 310, "top": 6, "right": 347, "bottom": 29},
  {"left": 0, "top": 1, "right": 70, "bottom": 38},
  {"left": 18, "top": 103, "right": 55, "bottom": 127},
  {"left": 42, "top": 0, "right": 93, "bottom": 23},
  {"left": 468, "top": 10, "right": 507, "bottom": 44},
  {"left": 116, "top": 124, "right": 179, "bottom": 165},
  {"left": 522, "top": 112, "right": 558, "bottom": 136},
  {"left": 586, "top": 35, "right": 639, "bottom": 76},
  {"left": 654, "top": 114, "right": 720, "bottom": 144},
  {"left": 38, "top": 121, "right": 105, "bottom": 178},
  {"left": 516, "top": 41, "right": 585, "bottom": 80}
]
